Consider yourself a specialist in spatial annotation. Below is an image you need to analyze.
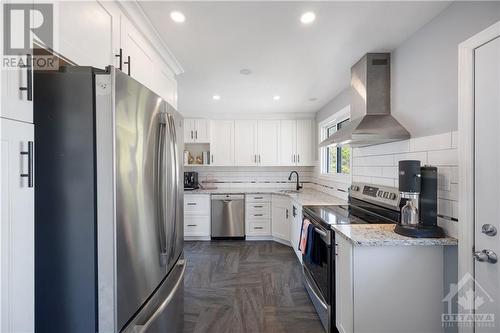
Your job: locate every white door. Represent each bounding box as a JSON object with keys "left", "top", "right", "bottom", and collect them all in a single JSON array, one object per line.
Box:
[
  {"left": 474, "top": 36, "right": 500, "bottom": 332},
  {"left": 0, "top": 118, "right": 34, "bottom": 333},
  {"left": 279, "top": 120, "right": 296, "bottom": 165},
  {"left": 271, "top": 195, "right": 290, "bottom": 242},
  {"left": 210, "top": 120, "right": 234, "bottom": 166},
  {"left": 184, "top": 119, "right": 195, "bottom": 143},
  {"left": 194, "top": 119, "right": 210, "bottom": 143},
  {"left": 234, "top": 120, "right": 257, "bottom": 166},
  {"left": 296, "top": 119, "right": 314, "bottom": 166},
  {"left": 257, "top": 120, "right": 280, "bottom": 166}
]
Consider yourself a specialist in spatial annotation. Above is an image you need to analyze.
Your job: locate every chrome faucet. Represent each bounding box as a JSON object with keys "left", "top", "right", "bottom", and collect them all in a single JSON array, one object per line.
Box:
[{"left": 288, "top": 171, "right": 303, "bottom": 191}]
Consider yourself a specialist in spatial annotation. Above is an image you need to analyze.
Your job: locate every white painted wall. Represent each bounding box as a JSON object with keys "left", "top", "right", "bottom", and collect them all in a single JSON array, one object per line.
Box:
[{"left": 315, "top": 1, "right": 500, "bottom": 136}]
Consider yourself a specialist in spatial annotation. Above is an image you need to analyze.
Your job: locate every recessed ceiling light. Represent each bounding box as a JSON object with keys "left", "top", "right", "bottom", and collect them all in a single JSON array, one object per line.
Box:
[
  {"left": 212, "top": 94, "right": 221, "bottom": 101},
  {"left": 273, "top": 95, "right": 281, "bottom": 101},
  {"left": 170, "top": 11, "right": 185, "bottom": 23},
  {"left": 240, "top": 68, "right": 252, "bottom": 75},
  {"left": 300, "top": 12, "right": 316, "bottom": 24}
]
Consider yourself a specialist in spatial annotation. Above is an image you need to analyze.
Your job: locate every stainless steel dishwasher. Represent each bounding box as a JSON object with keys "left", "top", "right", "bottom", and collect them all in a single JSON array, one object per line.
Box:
[{"left": 211, "top": 194, "right": 245, "bottom": 239}]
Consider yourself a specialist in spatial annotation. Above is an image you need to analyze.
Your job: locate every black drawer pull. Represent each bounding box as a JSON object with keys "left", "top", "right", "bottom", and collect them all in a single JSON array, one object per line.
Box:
[
  {"left": 187, "top": 203, "right": 197, "bottom": 206},
  {"left": 254, "top": 226, "right": 263, "bottom": 230},
  {"left": 187, "top": 224, "right": 197, "bottom": 227},
  {"left": 254, "top": 214, "right": 263, "bottom": 217},
  {"left": 253, "top": 205, "right": 263, "bottom": 208},
  {"left": 253, "top": 196, "right": 263, "bottom": 199}
]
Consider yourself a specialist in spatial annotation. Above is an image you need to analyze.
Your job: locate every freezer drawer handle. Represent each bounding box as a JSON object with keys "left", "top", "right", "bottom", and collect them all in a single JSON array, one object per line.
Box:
[
  {"left": 20, "top": 141, "right": 34, "bottom": 188},
  {"left": 19, "top": 54, "right": 32, "bottom": 101}
]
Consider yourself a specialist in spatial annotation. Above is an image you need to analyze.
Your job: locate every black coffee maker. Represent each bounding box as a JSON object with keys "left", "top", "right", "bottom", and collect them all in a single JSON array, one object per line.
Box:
[
  {"left": 184, "top": 171, "right": 199, "bottom": 190},
  {"left": 394, "top": 160, "right": 445, "bottom": 238}
]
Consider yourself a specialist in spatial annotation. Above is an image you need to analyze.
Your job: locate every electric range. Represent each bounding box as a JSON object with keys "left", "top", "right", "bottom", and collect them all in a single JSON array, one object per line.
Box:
[{"left": 301, "top": 182, "right": 402, "bottom": 333}]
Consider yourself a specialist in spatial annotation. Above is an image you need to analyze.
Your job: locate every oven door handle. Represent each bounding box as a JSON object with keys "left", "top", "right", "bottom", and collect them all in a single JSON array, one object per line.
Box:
[
  {"left": 302, "top": 265, "right": 328, "bottom": 309},
  {"left": 314, "top": 227, "right": 327, "bottom": 238}
]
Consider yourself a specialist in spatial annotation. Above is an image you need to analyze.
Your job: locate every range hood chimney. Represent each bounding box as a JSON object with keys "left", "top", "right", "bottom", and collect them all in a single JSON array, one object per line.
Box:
[{"left": 320, "top": 53, "right": 410, "bottom": 148}]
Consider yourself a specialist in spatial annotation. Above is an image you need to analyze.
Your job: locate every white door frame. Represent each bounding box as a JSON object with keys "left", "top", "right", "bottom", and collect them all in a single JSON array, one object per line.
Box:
[{"left": 458, "top": 21, "right": 500, "bottom": 333}]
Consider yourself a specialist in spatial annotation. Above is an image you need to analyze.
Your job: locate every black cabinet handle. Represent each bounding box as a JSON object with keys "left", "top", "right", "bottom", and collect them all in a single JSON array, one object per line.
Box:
[
  {"left": 254, "top": 226, "right": 263, "bottom": 230},
  {"left": 293, "top": 205, "right": 297, "bottom": 217},
  {"left": 187, "top": 203, "right": 197, "bottom": 206},
  {"left": 20, "top": 141, "right": 34, "bottom": 187},
  {"left": 286, "top": 209, "right": 289, "bottom": 219},
  {"left": 253, "top": 205, "right": 263, "bottom": 208},
  {"left": 115, "top": 48, "right": 123, "bottom": 70},
  {"left": 124, "top": 55, "right": 131, "bottom": 76},
  {"left": 19, "top": 54, "right": 32, "bottom": 101},
  {"left": 254, "top": 214, "right": 263, "bottom": 217},
  {"left": 187, "top": 224, "right": 197, "bottom": 227}
]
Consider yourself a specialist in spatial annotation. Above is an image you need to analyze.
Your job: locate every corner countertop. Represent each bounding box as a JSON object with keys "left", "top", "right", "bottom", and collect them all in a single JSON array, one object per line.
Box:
[
  {"left": 184, "top": 188, "right": 346, "bottom": 207},
  {"left": 331, "top": 224, "right": 458, "bottom": 247}
]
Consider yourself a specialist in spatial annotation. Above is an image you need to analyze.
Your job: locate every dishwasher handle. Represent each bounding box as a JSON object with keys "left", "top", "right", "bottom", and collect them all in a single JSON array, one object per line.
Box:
[{"left": 211, "top": 194, "right": 245, "bottom": 200}]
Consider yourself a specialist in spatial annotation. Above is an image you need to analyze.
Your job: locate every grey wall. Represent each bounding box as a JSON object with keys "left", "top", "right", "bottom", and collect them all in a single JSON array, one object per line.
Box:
[
  {"left": 315, "top": 86, "right": 350, "bottom": 123},
  {"left": 316, "top": 1, "right": 500, "bottom": 137}
]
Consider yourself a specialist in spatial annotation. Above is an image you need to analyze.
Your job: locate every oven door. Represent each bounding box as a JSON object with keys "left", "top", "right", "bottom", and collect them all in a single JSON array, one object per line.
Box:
[{"left": 302, "top": 212, "right": 332, "bottom": 331}]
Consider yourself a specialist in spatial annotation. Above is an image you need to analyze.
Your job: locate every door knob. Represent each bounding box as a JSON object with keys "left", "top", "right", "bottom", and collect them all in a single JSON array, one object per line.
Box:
[
  {"left": 482, "top": 224, "right": 497, "bottom": 236},
  {"left": 474, "top": 249, "right": 498, "bottom": 264}
]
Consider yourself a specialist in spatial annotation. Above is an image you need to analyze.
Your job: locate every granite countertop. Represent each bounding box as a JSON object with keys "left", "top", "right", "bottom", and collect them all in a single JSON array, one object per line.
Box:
[
  {"left": 331, "top": 224, "right": 458, "bottom": 247},
  {"left": 184, "top": 188, "right": 346, "bottom": 207}
]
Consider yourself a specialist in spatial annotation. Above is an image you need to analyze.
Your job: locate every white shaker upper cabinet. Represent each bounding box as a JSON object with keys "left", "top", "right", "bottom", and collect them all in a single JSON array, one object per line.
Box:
[
  {"left": 296, "top": 119, "right": 314, "bottom": 166},
  {"left": 210, "top": 120, "right": 234, "bottom": 166},
  {"left": 234, "top": 120, "right": 257, "bottom": 166},
  {"left": 257, "top": 120, "right": 280, "bottom": 166},
  {"left": 185, "top": 119, "right": 210, "bottom": 143},
  {"left": 279, "top": 120, "right": 297, "bottom": 166},
  {"left": 56, "top": 0, "right": 112, "bottom": 69}
]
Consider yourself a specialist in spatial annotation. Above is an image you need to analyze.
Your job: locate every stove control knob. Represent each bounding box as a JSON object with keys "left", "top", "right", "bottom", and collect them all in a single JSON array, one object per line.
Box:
[
  {"left": 383, "top": 192, "right": 389, "bottom": 198},
  {"left": 389, "top": 193, "right": 397, "bottom": 200}
]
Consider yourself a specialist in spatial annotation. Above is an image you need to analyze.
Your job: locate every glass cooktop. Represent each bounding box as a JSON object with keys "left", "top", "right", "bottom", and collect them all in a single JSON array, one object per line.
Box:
[{"left": 303, "top": 205, "right": 396, "bottom": 226}]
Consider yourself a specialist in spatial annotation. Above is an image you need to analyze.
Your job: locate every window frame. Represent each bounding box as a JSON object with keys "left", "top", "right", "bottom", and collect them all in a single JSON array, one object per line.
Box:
[{"left": 318, "top": 105, "right": 352, "bottom": 183}]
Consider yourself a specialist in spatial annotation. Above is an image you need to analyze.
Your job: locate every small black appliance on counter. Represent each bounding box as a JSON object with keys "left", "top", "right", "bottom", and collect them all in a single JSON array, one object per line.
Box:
[
  {"left": 394, "top": 160, "right": 445, "bottom": 238},
  {"left": 184, "top": 171, "right": 199, "bottom": 190}
]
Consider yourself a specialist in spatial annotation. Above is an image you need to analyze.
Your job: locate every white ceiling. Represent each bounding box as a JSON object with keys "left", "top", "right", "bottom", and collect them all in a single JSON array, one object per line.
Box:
[{"left": 140, "top": 1, "right": 450, "bottom": 115}]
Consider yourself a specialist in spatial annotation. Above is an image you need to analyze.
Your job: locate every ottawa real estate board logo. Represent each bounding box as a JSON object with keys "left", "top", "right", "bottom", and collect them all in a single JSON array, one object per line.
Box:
[
  {"left": 2, "top": 2, "right": 58, "bottom": 70},
  {"left": 442, "top": 273, "right": 495, "bottom": 329}
]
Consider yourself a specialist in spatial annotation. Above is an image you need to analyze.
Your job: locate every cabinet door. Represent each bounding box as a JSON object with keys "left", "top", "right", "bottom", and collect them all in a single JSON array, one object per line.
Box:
[
  {"left": 296, "top": 119, "right": 314, "bottom": 166},
  {"left": 184, "top": 119, "right": 195, "bottom": 143},
  {"left": 194, "top": 119, "right": 210, "bottom": 143},
  {"left": 120, "top": 15, "right": 154, "bottom": 90},
  {"left": 335, "top": 234, "right": 353, "bottom": 333},
  {"left": 184, "top": 216, "right": 210, "bottom": 237},
  {"left": 257, "top": 120, "right": 280, "bottom": 166},
  {"left": 57, "top": 0, "right": 112, "bottom": 68},
  {"left": 210, "top": 120, "right": 234, "bottom": 166},
  {"left": 291, "top": 203, "right": 303, "bottom": 261},
  {"left": 271, "top": 195, "right": 291, "bottom": 242},
  {"left": 234, "top": 120, "right": 257, "bottom": 166},
  {"left": 279, "top": 120, "right": 296, "bottom": 166},
  {"left": 1, "top": 118, "right": 34, "bottom": 333}
]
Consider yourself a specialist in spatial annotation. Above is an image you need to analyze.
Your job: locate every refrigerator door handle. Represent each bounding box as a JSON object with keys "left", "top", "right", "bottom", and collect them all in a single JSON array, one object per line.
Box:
[
  {"left": 167, "top": 114, "right": 179, "bottom": 260},
  {"left": 156, "top": 113, "right": 169, "bottom": 266}
]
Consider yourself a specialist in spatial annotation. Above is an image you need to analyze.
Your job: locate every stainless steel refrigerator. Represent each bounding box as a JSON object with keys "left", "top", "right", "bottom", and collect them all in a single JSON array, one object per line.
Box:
[{"left": 34, "top": 66, "right": 184, "bottom": 333}]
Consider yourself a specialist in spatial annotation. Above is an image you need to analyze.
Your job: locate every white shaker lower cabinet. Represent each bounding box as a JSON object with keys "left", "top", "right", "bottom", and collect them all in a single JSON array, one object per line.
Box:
[
  {"left": 0, "top": 118, "right": 34, "bottom": 333},
  {"left": 271, "top": 195, "right": 291, "bottom": 243},
  {"left": 245, "top": 194, "right": 272, "bottom": 237},
  {"left": 334, "top": 233, "right": 453, "bottom": 333},
  {"left": 184, "top": 194, "right": 210, "bottom": 240},
  {"left": 290, "top": 202, "right": 303, "bottom": 262}
]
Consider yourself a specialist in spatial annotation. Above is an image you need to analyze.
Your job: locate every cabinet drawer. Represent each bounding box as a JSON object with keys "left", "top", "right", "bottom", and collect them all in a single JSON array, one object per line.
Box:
[
  {"left": 246, "top": 210, "right": 271, "bottom": 219},
  {"left": 184, "top": 216, "right": 210, "bottom": 236},
  {"left": 246, "top": 202, "right": 271, "bottom": 214},
  {"left": 184, "top": 194, "right": 210, "bottom": 214},
  {"left": 247, "top": 221, "right": 271, "bottom": 235},
  {"left": 246, "top": 194, "right": 271, "bottom": 203}
]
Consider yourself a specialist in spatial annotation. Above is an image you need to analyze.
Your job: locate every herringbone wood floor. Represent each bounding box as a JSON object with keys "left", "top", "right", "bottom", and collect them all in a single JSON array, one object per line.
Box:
[{"left": 183, "top": 241, "right": 325, "bottom": 333}]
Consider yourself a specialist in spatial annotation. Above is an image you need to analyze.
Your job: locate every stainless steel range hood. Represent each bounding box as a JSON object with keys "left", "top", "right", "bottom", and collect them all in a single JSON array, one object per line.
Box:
[{"left": 320, "top": 53, "right": 410, "bottom": 148}]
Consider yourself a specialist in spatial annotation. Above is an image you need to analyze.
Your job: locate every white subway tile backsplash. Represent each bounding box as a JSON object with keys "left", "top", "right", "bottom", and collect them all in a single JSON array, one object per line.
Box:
[
  {"left": 352, "top": 175, "right": 372, "bottom": 183},
  {"left": 428, "top": 149, "right": 458, "bottom": 166},
  {"left": 353, "top": 155, "right": 395, "bottom": 166},
  {"left": 451, "top": 131, "right": 459, "bottom": 149},
  {"left": 371, "top": 177, "right": 395, "bottom": 187},
  {"left": 438, "top": 199, "right": 454, "bottom": 218},
  {"left": 438, "top": 217, "right": 458, "bottom": 238},
  {"left": 409, "top": 132, "right": 452, "bottom": 152},
  {"left": 394, "top": 151, "right": 428, "bottom": 165},
  {"left": 352, "top": 166, "right": 383, "bottom": 177},
  {"left": 382, "top": 166, "right": 398, "bottom": 179},
  {"left": 439, "top": 184, "right": 459, "bottom": 201},
  {"left": 353, "top": 140, "right": 410, "bottom": 157}
]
